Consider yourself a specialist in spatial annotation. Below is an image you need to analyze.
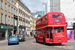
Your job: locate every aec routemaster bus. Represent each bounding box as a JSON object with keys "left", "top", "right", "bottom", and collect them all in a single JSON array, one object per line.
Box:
[{"left": 36, "top": 12, "right": 67, "bottom": 45}]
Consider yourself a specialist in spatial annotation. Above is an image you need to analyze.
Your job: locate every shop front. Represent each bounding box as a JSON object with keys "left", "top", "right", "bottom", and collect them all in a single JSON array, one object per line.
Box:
[
  {"left": 19, "top": 25, "right": 26, "bottom": 34},
  {"left": 0, "top": 26, "right": 13, "bottom": 40}
]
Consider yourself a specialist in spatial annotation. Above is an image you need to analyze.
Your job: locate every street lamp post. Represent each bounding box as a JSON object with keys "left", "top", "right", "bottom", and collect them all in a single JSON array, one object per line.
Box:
[{"left": 42, "top": 3, "right": 47, "bottom": 14}]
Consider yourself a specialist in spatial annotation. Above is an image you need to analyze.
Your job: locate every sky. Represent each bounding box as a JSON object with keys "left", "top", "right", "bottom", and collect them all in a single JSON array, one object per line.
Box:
[{"left": 22, "top": 0, "right": 48, "bottom": 13}]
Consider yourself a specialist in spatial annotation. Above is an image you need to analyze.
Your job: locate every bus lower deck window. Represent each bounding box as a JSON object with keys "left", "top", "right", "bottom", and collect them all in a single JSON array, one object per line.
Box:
[{"left": 54, "top": 27, "right": 64, "bottom": 32}]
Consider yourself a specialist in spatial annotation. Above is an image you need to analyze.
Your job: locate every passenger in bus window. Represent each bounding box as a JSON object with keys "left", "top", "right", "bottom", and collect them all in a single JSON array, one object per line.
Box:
[
  {"left": 51, "top": 30, "right": 53, "bottom": 33},
  {"left": 58, "top": 29, "right": 60, "bottom": 32},
  {"left": 58, "top": 27, "right": 62, "bottom": 32},
  {"left": 54, "top": 29, "right": 58, "bottom": 32},
  {"left": 59, "top": 27, "right": 63, "bottom": 32}
]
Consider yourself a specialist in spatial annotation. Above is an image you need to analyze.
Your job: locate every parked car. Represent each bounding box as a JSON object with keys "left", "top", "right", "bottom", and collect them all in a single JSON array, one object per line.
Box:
[
  {"left": 17, "top": 34, "right": 25, "bottom": 41},
  {"left": 8, "top": 36, "right": 19, "bottom": 45}
]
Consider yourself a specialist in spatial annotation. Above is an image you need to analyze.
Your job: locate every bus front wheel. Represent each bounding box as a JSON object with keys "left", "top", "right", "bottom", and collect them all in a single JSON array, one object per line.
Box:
[
  {"left": 36, "top": 37, "right": 38, "bottom": 43},
  {"left": 57, "top": 43, "right": 61, "bottom": 45}
]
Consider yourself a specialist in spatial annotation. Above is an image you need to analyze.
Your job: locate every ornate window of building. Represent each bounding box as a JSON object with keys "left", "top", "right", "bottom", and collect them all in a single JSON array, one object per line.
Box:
[
  {"left": 1, "top": 0, "right": 3, "bottom": 9},
  {"left": 5, "top": 15, "right": 7, "bottom": 24},
  {"left": 8, "top": 16, "right": 10, "bottom": 24},
  {"left": 5, "top": 3, "right": 7, "bottom": 11},
  {"left": 14, "top": 9, "right": 15, "bottom": 14},
  {"left": 9, "top": 0, "right": 11, "bottom": 3},
  {"left": 8, "top": 5, "right": 10, "bottom": 12},
  {"left": 11, "top": 7, "right": 13, "bottom": 14},
  {"left": 7, "top": 0, "right": 8, "bottom": 1},
  {"left": 1, "top": 13, "right": 3, "bottom": 23},
  {"left": 12, "top": 1, "right": 14, "bottom": 5}
]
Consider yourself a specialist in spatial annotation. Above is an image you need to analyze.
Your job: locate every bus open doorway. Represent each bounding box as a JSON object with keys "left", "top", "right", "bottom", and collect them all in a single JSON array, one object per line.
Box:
[{"left": 46, "top": 27, "right": 53, "bottom": 43}]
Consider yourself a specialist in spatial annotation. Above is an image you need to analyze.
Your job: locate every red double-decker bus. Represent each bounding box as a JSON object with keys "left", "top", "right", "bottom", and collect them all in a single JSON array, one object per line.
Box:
[{"left": 36, "top": 12, "right": 67, "bottom": 45}]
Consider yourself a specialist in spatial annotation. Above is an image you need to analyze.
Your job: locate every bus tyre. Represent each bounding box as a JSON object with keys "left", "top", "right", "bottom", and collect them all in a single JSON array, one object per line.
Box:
[
  {"left": 57, "top": 43, "right": 61, "bottom": 45},
  {"left": 17, "top": 42, "right": 19, "bottom": 44},
  {"left": 43, "top": 37, "right": 46, "bottom": 45},
  {"left": 8, "top": 44, "right": 10, "bottom": 45},
  {"left": 36, "top": 38, "right": 38, "bottom": 43}
]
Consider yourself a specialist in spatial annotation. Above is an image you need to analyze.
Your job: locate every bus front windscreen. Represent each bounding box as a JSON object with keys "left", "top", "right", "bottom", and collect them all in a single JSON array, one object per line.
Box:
[{"left": 54, "top": 27, "right": 64, "bottom": 32}]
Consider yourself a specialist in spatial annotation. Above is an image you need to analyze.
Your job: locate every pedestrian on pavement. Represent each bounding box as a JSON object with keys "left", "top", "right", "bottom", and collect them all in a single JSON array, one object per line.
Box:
[{"left": 30, "top": 32, "right": 32, "bottom": 36}]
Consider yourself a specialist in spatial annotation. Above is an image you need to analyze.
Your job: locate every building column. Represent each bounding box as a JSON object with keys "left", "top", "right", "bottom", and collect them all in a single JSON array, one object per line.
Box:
[{"left": 5, "top": 30, "right": 8, "bottom": 40}]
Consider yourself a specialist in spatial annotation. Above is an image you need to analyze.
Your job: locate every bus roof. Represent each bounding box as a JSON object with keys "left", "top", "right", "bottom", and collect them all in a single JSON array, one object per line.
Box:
[{"left": 36, "top": 12, "right": 64, "bottom": 21}]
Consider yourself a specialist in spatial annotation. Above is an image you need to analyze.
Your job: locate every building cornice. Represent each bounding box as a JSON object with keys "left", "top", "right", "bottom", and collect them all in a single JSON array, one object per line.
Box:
[{"left": 17, "top": 0, "right": 31, "bottom": 13}]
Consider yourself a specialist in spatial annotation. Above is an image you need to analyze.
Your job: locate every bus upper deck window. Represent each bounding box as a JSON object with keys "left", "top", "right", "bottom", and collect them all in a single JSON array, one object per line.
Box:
[
  {"left": 41, "top": 19, "right": 43, "bottom": 22},
  {"left": 52, "top": 15, "right": 62, "bottom": 18},
  {"left": 45, "top": 16, "right": 47, "bottom": 20}
]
